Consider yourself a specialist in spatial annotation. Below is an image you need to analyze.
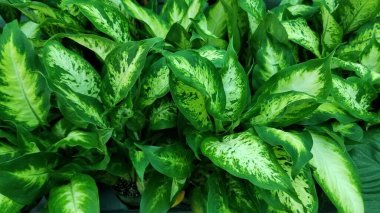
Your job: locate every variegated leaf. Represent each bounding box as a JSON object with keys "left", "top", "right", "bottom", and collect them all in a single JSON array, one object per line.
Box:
[
  {"left": 332, "top": 75, "right": 377, "bottom": 121},
  {"left": 62, "top": 0, "right": 131, "bottom": 42},
  {"left": 101, "top": 38, "right": 162, "bottom": 107},
  {"left": 0, "top": 141, "right": 19, "bottom": 163},
  {"left": 56, "top": 33, "right": 117, "bottom": 61},
  {"left": 255, "top": 126, "right": 313, "bottom": 177},
  {"left": 0, "top": 152, "right": 58, "bottom": 205},
  {"left": 287, "top": 4, "right": 318, "bottom": 18},
  {"left": 337, "top": 0, "right": 380, "bottom": 33},
  {"left": 246, "top": 91, "right": 319, "bottom": 127},
  {"left": 136, "top": 143, "right": 194, "bottom": 179},
  {"left": 207, "top": 174, "right": 233, "bottom": 213},
  {"left": 190, "top": 186, "right": 207, "bottom": 213},
  {"left": 360, "top": 36, "right": 380, "bottom": 76},
  {"left": 0, "top": 193, "right": 23, "bottom": 213},
  {"left": 0, "top": 21, "right": 50, "bottom": 129},
  {"left": 309, "top": 132, "right": 364, "bottom": 213},
  {"left": 332, "top": 122, "right": 364, "bottom": 141},
  {"left": 129, "top": 146, "right": 149, "bottom": 180},
  {"left": 205, "top": 0, "right": 227, "bottom": 38},
  {"left": 239, "top": 0, "right": 266, "bottom": 34},
  {"left": 48, "top": 174, "right": 99, "bottom": 213},
  {"left": 165, "top": 50, "right": 226, "bottom": 119},
  {"left": 161, "top": 0, "right": 187, "bottom": 26},
  {"left": 301, "top": 102, "right": 356, "bottom": 125},
  {"left": 331, "top": 57, "right": 372, "bottom": 80},
  {"left": 253, "top": 57, "right": 332, "bottom": 102},
  {"left": 149, "top": 98, "right": 177, "bottom": 130},
  {"left": 196, "top": 45, "right": 226, "bottom": 68},
  {"left": 180, "top": 0, "right": 205, "bottom": 30},
  {"left": 259, "top": 147, "right": 317, "bottom": 213},
  {"left": 201, "top": 130, "right": 293, "bottom": 192},
  {"left": 138, "top": 58, "right": 170, "bottom": 108},
  {"left": 43, "top": 40, "right": 101, "bottom": 100},
  {"left": 282, "top": 18, "right": 321, "bottom": 57},
  {"left": 321, "top": 6, "right": 343, "bottom": 54},
  {"left": 121, "top": 0, "right": 170, "bottom": 38},
  {"left": 141, "top": 173, "right": 172, "bottom": 213},
  {"left": 169, "top": 75, "right": 212, "bottom": 131}
]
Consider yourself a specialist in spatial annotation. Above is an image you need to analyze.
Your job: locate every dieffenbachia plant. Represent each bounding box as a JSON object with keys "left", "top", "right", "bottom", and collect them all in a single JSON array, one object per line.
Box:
[{"left": 0, "top": 0, "right": 380, "bottom": 212}]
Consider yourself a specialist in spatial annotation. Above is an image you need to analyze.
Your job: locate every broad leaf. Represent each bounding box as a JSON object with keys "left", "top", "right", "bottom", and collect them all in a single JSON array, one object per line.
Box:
[
  {"left": 161, "top": 0, "right": 187, "bottom": 26},
  {"left": 0, "top": 193, "right": 23, "bottom": 213},
  {"left": 48, "top": 174, "right": 99, "bottom": 213},
  {"left": 165, "top": 50, "right": 226, "bottom": 119},
  {"left": 0, "top": 152, "right": 58, "bottom": 205},
  {"left": 207, "top": 173, "right": 233, "bottom": 213},
  {"left": 205, "top": 0, "right": 227, "bottom": 38},
  {"left": 101, "top": 38, "right": 161, "bottom": 107},
  {"left": 201, "top": 130, "right": 293, "bottom": 192},
  {"left": 196, "top": 45, "right": 226, "bottom": 68},
  {"left": 309, "top": 132, "right": 364, "bottom": 213},
  {"left": 129, "top": 146, "right": 150, "bottom": 180},
  {"left": 149, "top": 98, "right": 177, "bottom": 130},
  {"left": 140, "top": 173, "right": 172, "bottom": 213},
  {"left": 136, "top": 143, "right": 194, "bottom": 179},
  {"left": 321, "top": 6, "right": 342, "bottom": 54},
  {"left": 255, "top": 126, "right": 313, "bottom": 177},
  {"left": 301, "top": 102, "right": 356, "bottom": 125},
  {"left": 360, "top": 36, "right": 380, "bottom": 76},
  {"left": 169, "top": 75, "right": 212, "bottom": 131},
  {"left": 43, "top": 40, "right": 101, "bottom": 100},
  {"left": 239, "top": 0, "right": 266, "bottom": 34},
  {"left": 337, "top": 0, "right": 380, "bottom": 33},
  {"left": 0, "top": 21, "right": 50, "bottom": 129},
  {"left": 180, "top": 0, "right": 205, "bottom": 30},
  {"left": 62, "top": 0, "right": 131, "bottom": 42},
  {"left": 332, "top": 122, "right": 364, "bottom": 142},
  {"left": 282, "top": 18, "right": 321, "bottom": 57}
]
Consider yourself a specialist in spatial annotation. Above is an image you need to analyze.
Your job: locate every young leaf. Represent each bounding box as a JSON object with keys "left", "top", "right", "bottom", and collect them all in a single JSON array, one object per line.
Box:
[
  {"left": 309, "top": 132, "right": 364, "bottom": 213},
  {"left": 140, "top": 173, "right": 172, "bottom": 213},
  {"left": 205, "top": 0, "right": 228, "bottom": 38},
  {"left": 160, "top": 0, "right": 188, "bottom": 26},
  {"left": 201, "top": 130, "right": 293, "bottom": 192},
  {"left": 337, "top": 0, "right": 380, "bottom": 33},
  {"left": 149, "top": 98, "right": 177, "bottom": 130},
  {"left": 180, "top": 0, "right": 206, "bottom": 30},
  {"left": 43, "top": 40, "right": 102, "bottom": 100},
  {"left": 321, "top": 6, "right": 343, "bottom": 54},
  {"left": 282, "top": 18, "right": 321, "bottom": 57},
  {"left": 0, "top": 193, "right": 23, "bottom": 213},
  {"left": 239, "top": 0, "right": 266, "bottom": 34},
  {"left": 255, "top": 126, "right": 313, "bottom": 177},
  {"left": 165, "top": 50, "right": 226, "bottom": 119},
  {"left": 62, "top": 0, "right": 131, "bottom": 42},
  {"left": 129, "top": 146, "right": 149, "bottom": 180},
  {"left": 136, "top": 143, "right": 194, "bottom": 179},
  {"left": 0, "top": 21, "right": 50, "bottom": 129},
  {"left": 101, "top": 38, "right": 162, "bottom": 107},
  {"left": 169, "top": 75, "right": 213, "bottom": 131},
  {"left": 48, "top": 174, "right": 100, "bottom": 213},
  {"left": 0, "top": 152, "right": 59, "bottom": 205}
]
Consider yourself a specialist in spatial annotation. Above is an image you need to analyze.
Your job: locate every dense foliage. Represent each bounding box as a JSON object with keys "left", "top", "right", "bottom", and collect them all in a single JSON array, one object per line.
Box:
[{"left": 0, "top": 0, "right": 380, "bottom": 212}]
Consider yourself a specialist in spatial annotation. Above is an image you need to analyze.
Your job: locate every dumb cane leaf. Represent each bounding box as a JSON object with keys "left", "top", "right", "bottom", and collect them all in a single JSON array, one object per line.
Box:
[
  {"left": 337, "top": 0, "right": 380, "bottom": 33},
  {"left": 331, "top": 57, "right": 372, "bottom": 81},
  {"left": 0, "top": 21, "right": 50, "bottom": 129},
  {"left": 135, "top": 143, "right": 194, "bottom": 179},
  {"left": 301, "top": 102, "right": 357, "bottom": 125},
  {"left": 309, "top": 132, "right": 364, "bottom": 213},
  {"left": 201, "top": 130, "right": 293, "bottom": 192},
  {"left": 0, "top": 193, "right": 23, "bottom": 213},
  {"left": 101, "top": 38, "right": 162, "bottom": 107},
  {"left": 0, "top": 152, "right": 59, "bottom": 205},
  {"left": 196, "top": 45, "right": 226, "bottom": 68},
  {"left": 62, "top": 0, "right": 131, "bottom": 42},
  {"left": 239, "top": 0, "right": 266, "bottom": 35},
  {"left": 207, "top": 173, "right": 233, "bottom": 213},
  {"left": 219, "top": 42, "right": 249, "bottom": 121},
  {"left": 282, "top": 18, "right": 321, "bottom": 58},
  {"left": 160, "top": 0, "right": 188, "bottom": 27},
  {"left": 360, "top": 36, "right": 380, "bottom": 83},
  {"left": 332, "top": 122, "right": 364, "bottom": 142},
  {"left": 141, "top": 173, "right": 172, "bottom": 213},
  {"left": 255, "top": 126, "right": 313, "bottom": 177},
  {"left": 169, "top": 75, "right": 213, "bottom": 131},
  {"left": 129, "top": 146, "right": 150, "bottom": 180},
  {"left": 321, "top": 6, "right": 343, "bottom": 54},
  {"left": 48, "top": 174, "right": 100, "bottom": 213},
  {"left": 180, "top": 0, "right": 205, "bottom": 30},
  {"left": 149, "top": 98, "right": 177, "bottom": 130},
  {"left": 138, "top": 58, "right": 170, "bottom": 109},
  {"left": 165, "top": 50, "right": 226, "bottom": 119}
]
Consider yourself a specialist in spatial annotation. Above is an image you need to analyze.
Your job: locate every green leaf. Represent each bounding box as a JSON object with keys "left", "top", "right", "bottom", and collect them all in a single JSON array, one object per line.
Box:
[
  {"left": 331, "top": 57, "right": 372, "bottom": 80},
  {"left": 136, "top": 143, "right": 194, "bottom": 179},
  {"left": 205, "top": 0, "right": 227, "bottom": 38},
  {"left": 360, "top": 36, "right": 380, "bottom": 75},
  {"left": 321, "top": 6, "right": 343, "bottom": 54},
  {"left": 43, "top": 40, "right": 101, "bottom": 100},
  {"left": 301, "top": 102, "right": 357, "bottom": 125},
  {"left": 282, "top": 18, "right": 321, "bottom": 57},
  {"left": 101, "top": 38, "right": 162, "bottom": 107},
  {"left": 337, "top": 0, "right": 380, "bottom": 33},
  {"left": 121, "top": 0, "right": 170, "bottom": 38},
  {"left": 0, "top": 193, "right": 23, "bottom": 213},
  {"left": 190, "top": 186, "right": 207, "bottom": 213},
  {"left": 0, "top": 21, "right": 50, "bottom": 129},
  {"left": 239, "top": 0, "right": 266, "bottom": 34},
  {"left": 253, "top": 57, "right": 332, "bottom": 103},
  {"left": 207, "top": 173, "right": 233, "bottom": 213},
  {"left": 129, "top": 146, "right": 150, "bottom": 180},
  {"left": 48, "top": 174, "right": 99, "bottom": 213},
  {"left": 0, "top": 152, "right": 58, "bottom": 205},
  {"left": 165, "top": 23, "right": 191, "bottom": 50},
  {"left": 180, "top": 0, "right": 206, "bottom": 30},
  {"left": 0, "top": 141, "right": 19, "bottom": 163},
  {"left": 332, "top": 75, "right": 377, "bottom": 121},
  {"left": 56, "top": 33, "right": 117, "bottom": 61},
  {"left": 160, "top": 0, "right": 187, "bottom": 26},
  {"left": 149, "top": 98, "right": 177, "bottom": 130},
  {"left": 201, "top": 130, "right": 293, "bottom": 192},
  {"left": 169, "top": 75, "right": 212, "bottom": 131},
  {"left": 309, "top": 132, "right": 364, "bottom": 213},
  {"left": 219, "top": 41, "right": 249, "bottom": 121},
  {"left": 62, "top": 0, "right": 131, "bottom": 42},
  {"left": 165, "top": 50, "right": 226, "bottom": 119},
  {"left": 246, "top": 91, "right": 319, "bottom": 127},
  {"left": 332, "top": 122, "right": 364, "bottom": 142},
  {"left": 140, "top": 173, "right": 172, "bottom": 213},
  {"left": 287, "top": 4, "right": 318, "bottom": 19},
  {"left": 255, "top": 126, "right": 313, "bottom": 177},
  {"left": 196, "top": 45, "right": 226, "bottom": 68},
  {"left": 138, "top": 58, "right": 170, "bottom": 108}
]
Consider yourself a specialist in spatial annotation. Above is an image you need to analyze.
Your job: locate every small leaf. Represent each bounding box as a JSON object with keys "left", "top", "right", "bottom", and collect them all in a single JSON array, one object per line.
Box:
[
  {"left": 62, "top": 0, "right": 131, "bottom": 42},
  {"left": 201, "top": 130, "right": 293, "bottom": 192},
  {"left": 196, "top": 45, "right": 226, "bottom": 68},
  {"left": 48, "top": 174, "right": 99, "bottom": 213},
  {"left": 321, "top": 6, "right": 343, "bottom": 54},
  {"left": 0, "top": 193, "right": 23, "bottom": 213},
  {"left": 332, "top": 122, "right": 364, "bottom": 142},
  {"left": 129, "top": 146, "right": 150, "bottom": 181},
  {"left": 161, "top": 0, "right": 187, "bottom": 26},
  {"left": 301, "top": 102, "right": 357, "bottom": 125},
  {"left": 149, "top": 98, "right": 177, "bottom": 130},
  {"left": 207, "top": 174, "right": 233, "bottom": 213},
  {"left": 239, "top": 0, "right": 266, "bottom": 34},
  {"left": 0, "top": 21, "right": 50, "bottom": 129},
  {"left": 309, "top": 132, "right": 364, "bottom": 213},
  {"left": 141, "top": 173, "right": 172, "bottom": 213},
  {"left": 180, "top": 0, "right": 206, "bottom": 30},
  {"left": 360, "top": 36, "right": 380, "bottom": 75}
]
